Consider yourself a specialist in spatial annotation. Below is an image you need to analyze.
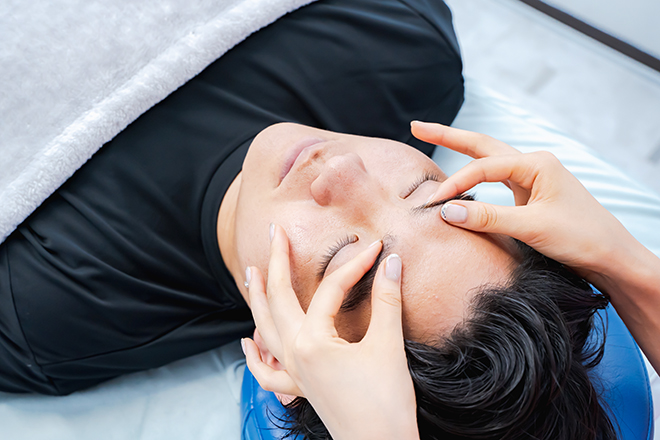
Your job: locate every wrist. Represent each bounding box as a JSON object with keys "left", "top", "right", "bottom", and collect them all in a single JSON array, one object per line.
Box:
[
  {"left": 584, "top": 241, "right": 660, "bottom": 372},
  {"left": 332, "top": 422, "right": 419, "bottom": 440},
  {"left": 586, "top": 239, "right": 660, "bottom": 331},
  {"left": 586, "top": 238, "right": 657, "bottom": 297},
  {"left": 326, "top": 406, "right": 419, "bottom": 440},
  {"left": 578, "top": 224, "right": 648, "bottom": 290}
]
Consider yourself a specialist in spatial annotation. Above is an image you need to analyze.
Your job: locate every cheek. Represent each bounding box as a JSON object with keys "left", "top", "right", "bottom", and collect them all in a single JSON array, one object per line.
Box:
[
  {"left": 237, "top": 206, "right": 335, "bottom": 310},
  {"left": 235, "top": 201, "right": 270, "bottom": 269}
]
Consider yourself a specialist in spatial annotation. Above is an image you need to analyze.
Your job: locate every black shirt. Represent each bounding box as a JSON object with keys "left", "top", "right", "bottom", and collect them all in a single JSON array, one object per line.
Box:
[{"left": 0, "top": 0, "right": 464, "bottom": 395}]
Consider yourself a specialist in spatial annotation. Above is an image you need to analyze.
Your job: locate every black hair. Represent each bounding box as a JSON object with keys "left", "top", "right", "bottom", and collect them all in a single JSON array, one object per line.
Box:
[{"left": 281, "top": 242, "right": 616, "bottom": 440}]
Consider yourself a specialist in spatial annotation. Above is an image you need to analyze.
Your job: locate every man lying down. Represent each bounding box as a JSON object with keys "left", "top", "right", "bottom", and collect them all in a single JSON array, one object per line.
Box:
[{"left": 0, "top": 0, "right": 640, "bottom": 438}]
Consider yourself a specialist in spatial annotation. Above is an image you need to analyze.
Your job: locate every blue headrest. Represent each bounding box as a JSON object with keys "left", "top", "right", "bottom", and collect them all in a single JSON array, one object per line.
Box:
[
  {"left": 241, "top": 363, "right": 300, "bottom": 440},
  {"left": 591, "top": 305, "right": 654, "bottom": 439},
  {"left": 241, "top": 305, "right": 654, "bottom": 440}
]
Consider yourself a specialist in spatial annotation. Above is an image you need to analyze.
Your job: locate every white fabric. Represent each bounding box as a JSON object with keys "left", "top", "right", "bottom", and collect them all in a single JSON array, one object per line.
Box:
[
  {"left": 0, "top": 0, "right": 316, "bottom": 244},
  {"left": 0, "top": 342, "right": 246, "bottom": 440}
]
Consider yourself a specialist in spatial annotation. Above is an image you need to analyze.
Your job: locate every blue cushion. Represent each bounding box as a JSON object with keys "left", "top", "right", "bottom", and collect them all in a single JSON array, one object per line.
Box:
[
  {"left": 241, "top": 365, "right": 301, "bottom": 440},
  {"left": 241, "top": 304, "right": 653, "bottom": 440},
  {"left": 591, "top": 306, "right": 654, "bottom": 440}
]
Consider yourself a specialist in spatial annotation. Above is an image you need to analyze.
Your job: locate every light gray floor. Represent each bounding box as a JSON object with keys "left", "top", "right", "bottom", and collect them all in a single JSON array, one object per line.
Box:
[
  {"left": 445, "top": 0, "right": 660, "bottom": 195},
  {"left": 545, "top": 0, "right": 660, "bottom": 59}
]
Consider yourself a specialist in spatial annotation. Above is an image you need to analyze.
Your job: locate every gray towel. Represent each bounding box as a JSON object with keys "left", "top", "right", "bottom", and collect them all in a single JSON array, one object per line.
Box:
[{"left": 0, "top": 0, "right": 316, "bottom": 243}]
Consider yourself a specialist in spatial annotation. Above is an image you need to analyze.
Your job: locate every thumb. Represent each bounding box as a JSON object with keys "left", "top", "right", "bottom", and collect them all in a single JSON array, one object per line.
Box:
[
  {"left": 440, "top": 201, "right": 523, "bottom": 237},
  {"left": 365, "top": 254, "right": 404, "bottom": 341}
]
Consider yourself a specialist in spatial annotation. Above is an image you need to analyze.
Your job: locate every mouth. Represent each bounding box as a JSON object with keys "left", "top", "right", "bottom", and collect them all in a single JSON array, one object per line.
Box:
[{"left": 279, "top": 137, "right": 325, "bottom": 185}]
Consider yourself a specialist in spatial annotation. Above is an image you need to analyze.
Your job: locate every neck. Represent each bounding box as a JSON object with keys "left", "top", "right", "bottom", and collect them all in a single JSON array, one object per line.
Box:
[{"left": 217, "top": 172, "right": 246, "bottom": 301}]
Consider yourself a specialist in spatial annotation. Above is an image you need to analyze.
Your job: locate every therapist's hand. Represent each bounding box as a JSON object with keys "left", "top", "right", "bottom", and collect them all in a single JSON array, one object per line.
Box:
[
  {"left": 411, "top": 120, "right": 660, "bottom": 373},
  {"left": 242, "top": 224, "right": 419, "bottom": 440},
  {"left": 410, "top": 120, "right": 634, "bottom": 280}
]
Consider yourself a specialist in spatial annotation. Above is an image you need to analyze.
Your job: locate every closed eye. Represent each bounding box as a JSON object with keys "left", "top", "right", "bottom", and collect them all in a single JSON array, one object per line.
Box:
[
  {"left": 318, "top": 171, "right": 457, "bottom": 279},
  {"left": 404, "top": 171, "right": 442, "bottom": 198},
  {"left": 317, "top": 234, "right": 358, "bottom": 279}
]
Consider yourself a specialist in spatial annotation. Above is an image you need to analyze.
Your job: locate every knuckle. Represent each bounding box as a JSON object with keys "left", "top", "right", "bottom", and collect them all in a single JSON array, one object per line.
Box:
[
  {"left": 292, "top": 336, "right": 316, "bottom": 360},
  {"left": 476, "top": 132, "right": 493, "bottom": 143},
  {"left": 478, "top": 205, "right": 499, "bottom": 230},
  {"left": 378, "top": 291, "right": 402, "bottom": 308},
  {"left": 436, "top": 130, "right": 448, "bottom": 146},
  {"left": 267, "top": 277, "right": 286, "bottom": 296},
  {"left": 264, "top": 285, "right": 276, "bottom": 300},
  {"left": 535, "top": 150, "right": 559, "bottom": 165},
  {"left": 259, "top": 377, "right": 277, "bottom": 392},
  {"left": 463, "top": 159, "right": 486, "bottom": 178},
  {"left": 474, "top": 133, "right": 494, "bottom": 151}
]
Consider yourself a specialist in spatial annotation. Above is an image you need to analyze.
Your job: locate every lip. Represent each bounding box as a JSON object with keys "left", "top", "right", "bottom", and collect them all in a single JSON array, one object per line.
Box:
[{"left": 279, "top": 137, "right": 325, "bottom": 185}]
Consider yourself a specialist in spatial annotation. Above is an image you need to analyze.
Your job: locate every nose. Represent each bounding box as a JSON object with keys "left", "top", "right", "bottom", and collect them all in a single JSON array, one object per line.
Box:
[{"left": 310, "top": 153, "right": 369, "bottom": 206}]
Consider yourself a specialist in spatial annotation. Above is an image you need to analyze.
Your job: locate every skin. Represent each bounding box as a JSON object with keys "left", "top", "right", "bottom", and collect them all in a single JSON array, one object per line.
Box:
[
  {"left": 244, "top": 231, "right": 419, "bottom": 440},
  {"left": 241, "top": 121, "right": 660, "bottom": 440},
  {"left": 411, "top": 121, "right": 660, "bottom": 373},
  {"left": 216, "top": 122, "right": 517, "bottom": 343}
]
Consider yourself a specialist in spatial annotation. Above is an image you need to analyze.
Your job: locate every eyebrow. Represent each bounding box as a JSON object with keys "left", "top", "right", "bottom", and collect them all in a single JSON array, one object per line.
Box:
[
  {"left": 410, "top": 192, "right": 475, "bottom": 214},
  {"left": 338, "top": 193, "right": 475, "bottom": 312},
  {"left": 340, "top": 238, "right": 393, "bottom": 312}
]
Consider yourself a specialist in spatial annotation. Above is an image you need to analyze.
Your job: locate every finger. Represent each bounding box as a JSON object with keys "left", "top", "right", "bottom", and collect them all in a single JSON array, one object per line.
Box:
[
  {"left": 266, "top": 224, "right": 305, "bottom": 329},
  {"left": 427, "top": 154, "right": 537, "bottom": 203},
  {"left": 247, "top": 266, "right": 284, "bottom": 360},
  {"left": 305, "top": 240, "right": 383, "bottom": 326},
  {"left": 243, "top": 338, "right": 303, "bottom": 396},
  {"left": 439, "top": 200, "right": 537, "bottom": 244},
  {"left": 364, "top": 254, "right": 404, "bottom": 344},
  {"left": 410, "top": 121, "right": 519, "bottom": 159}
]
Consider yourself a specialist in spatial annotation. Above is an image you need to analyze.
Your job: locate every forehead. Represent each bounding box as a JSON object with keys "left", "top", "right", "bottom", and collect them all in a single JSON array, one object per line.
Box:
[{"left": 393, "top": 215, "right": 516, "bottom": 342}]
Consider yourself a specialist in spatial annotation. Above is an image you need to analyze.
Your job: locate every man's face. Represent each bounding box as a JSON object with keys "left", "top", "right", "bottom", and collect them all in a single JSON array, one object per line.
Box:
[{"left": 233, "top": 123, "right": 516, "bottom": 343}]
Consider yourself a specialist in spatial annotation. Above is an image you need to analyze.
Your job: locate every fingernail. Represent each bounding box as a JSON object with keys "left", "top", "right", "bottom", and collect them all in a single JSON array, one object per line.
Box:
[
  {"left": 244, "top": 267, "right": 251, "bottom": 288},
  {"left": 385, "top": 254, "right": 402, "bottom": 281},
  {"left": 441, "top": 203, "right": 468, "bottom": 223},
  {"left": 368, "top": 240, "right": 381, "bottom": 249},
  {"left": 240, "top": 338, "right": 246, "bottom": 355},
  {"left": 269, "top": 223, "right": 275, "bottom": 242}
]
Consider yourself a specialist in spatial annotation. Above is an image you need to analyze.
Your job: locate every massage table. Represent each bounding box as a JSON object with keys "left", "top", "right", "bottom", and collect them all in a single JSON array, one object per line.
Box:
[{"left": 1, "top": 0, "right": 657, "bottom": 438}]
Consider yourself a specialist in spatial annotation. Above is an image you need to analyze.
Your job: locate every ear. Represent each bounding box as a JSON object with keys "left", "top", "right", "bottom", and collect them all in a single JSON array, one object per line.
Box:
[{"left": 252, "top": 329, "right": 296, "bottom": 404}]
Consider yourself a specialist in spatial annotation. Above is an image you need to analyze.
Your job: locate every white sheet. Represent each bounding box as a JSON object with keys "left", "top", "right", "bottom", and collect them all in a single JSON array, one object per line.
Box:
[
  {"left": 0, "top": 0, "right": 316, "bottom": 244},
  {"left": 0, "top": 342, "right": 246, "bottom": 440},
  {"left": 1, "top": 78, "right": 657, "bottom": 439}
]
